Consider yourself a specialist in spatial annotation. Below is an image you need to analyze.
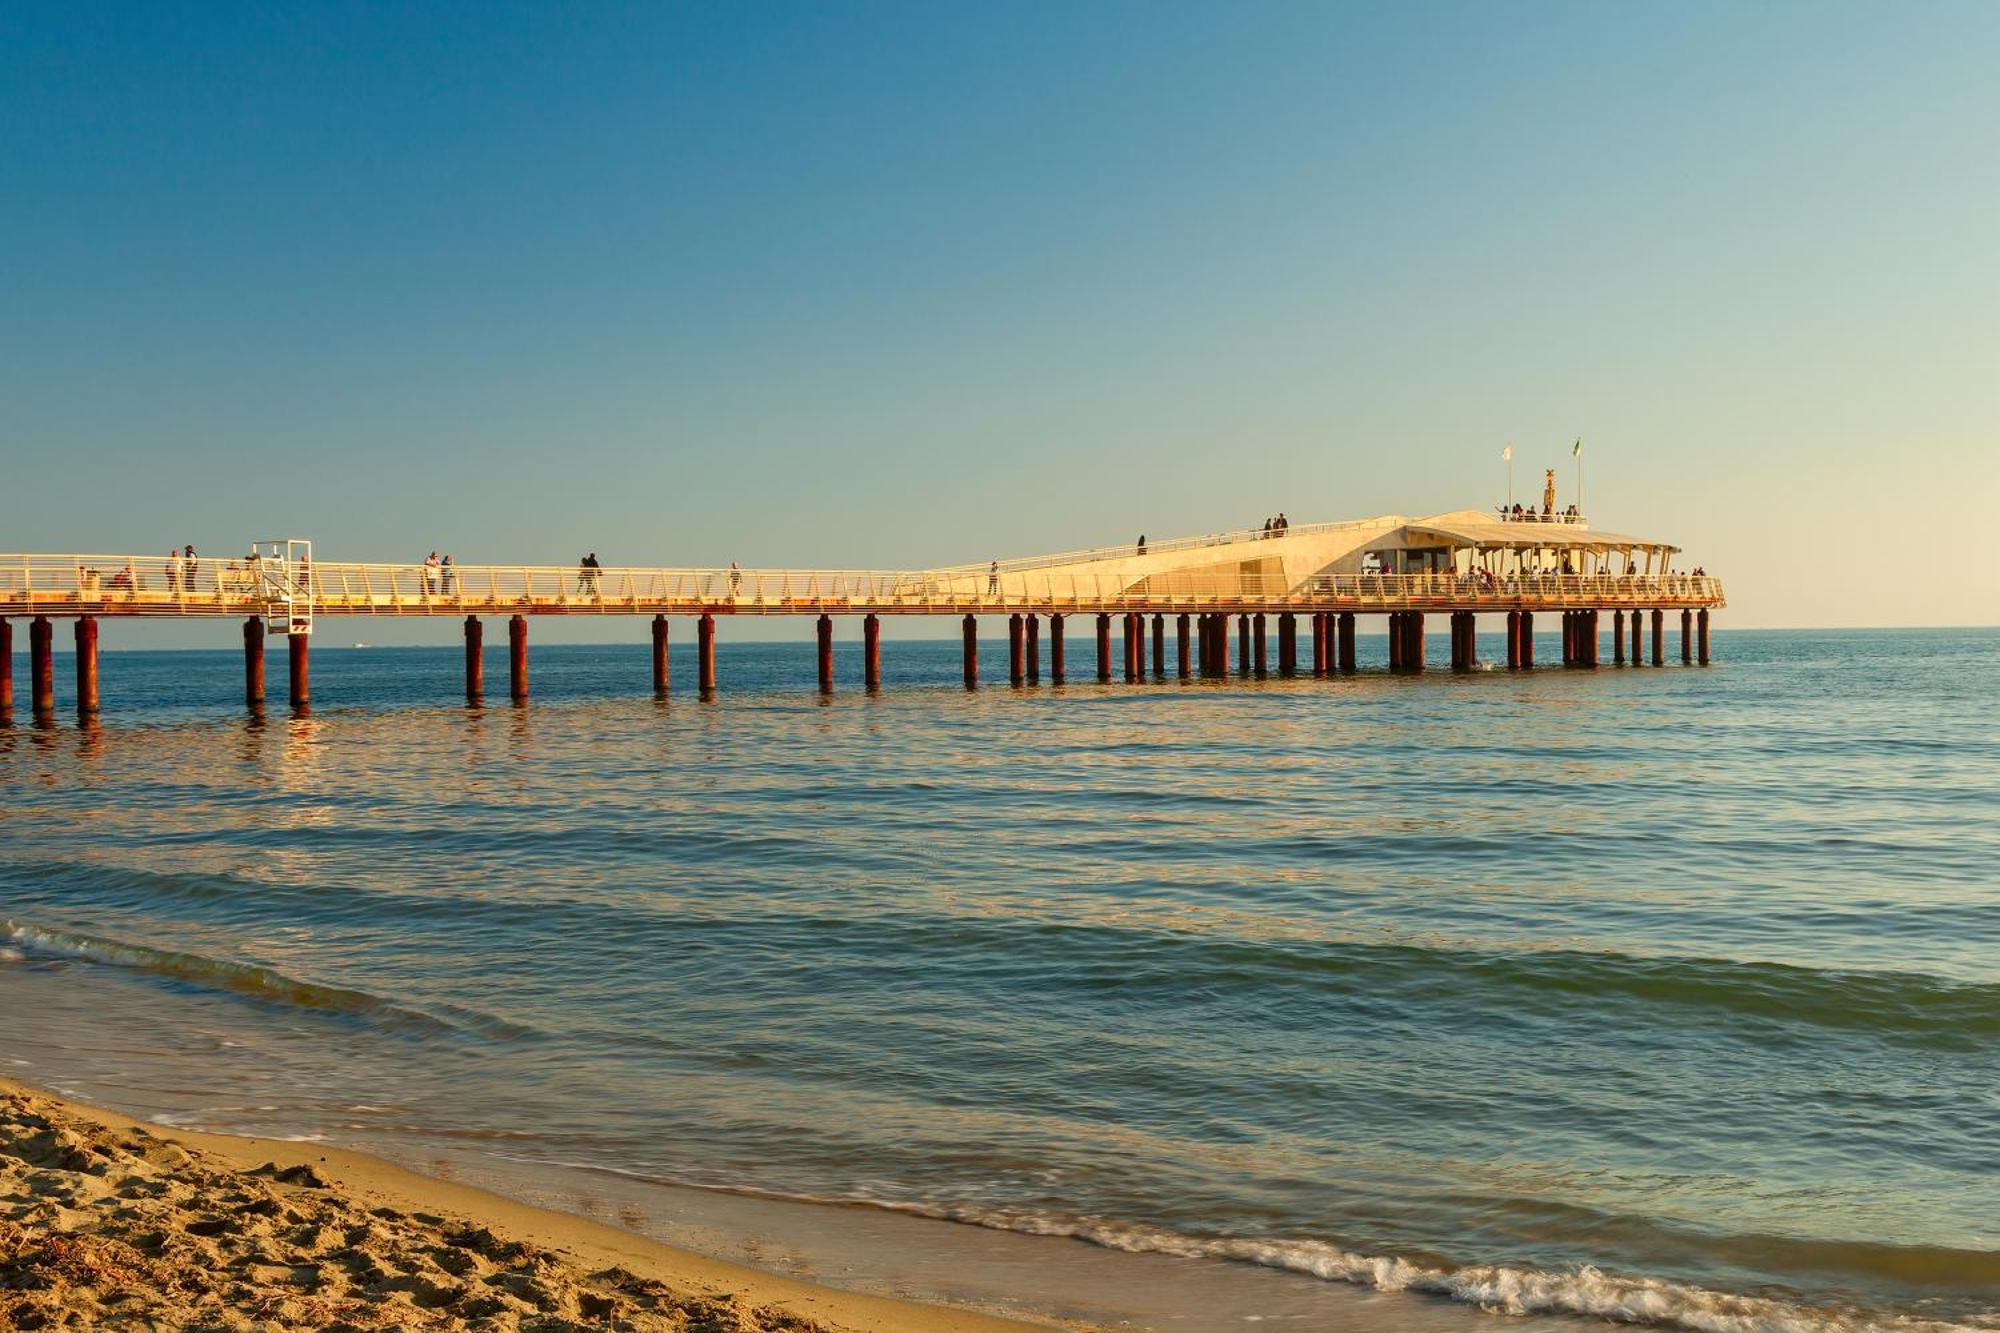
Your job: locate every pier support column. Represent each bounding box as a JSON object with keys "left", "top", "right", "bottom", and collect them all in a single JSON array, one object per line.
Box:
[
  {"left": 1252, "top": 614, "right": 1267, "bottom": 677},
  {"left": 1237, "top": 615, "right": 1250, "bottom": 676},
  {"left": 1337, "top": 612, "right": 1356, "bottom": 675},
  {"left": 1698, "top": 609, "right": 1711, "bottom": 665},
  {"left": 1026, "top": 613, "right": 1041, "bottom": 683},
  {"left": 1587, "top": 610, "right": 1601, "bottom": 667},
  {"left": 1407, "top": 612, "right": 1426, "bottom": 674},
  {"left": 962, "top": 614, "right": 979, "bottom": 689},
  {"left": 1123, "top": 612, "right": 1141, "bottom": 682},
  {"left": 74, "top": 617, "right": 99, "bottom": 718},
  {"left": 1008, "top": 613, "right": 1025, "bottom": 685},
  {"left": 1310, "top": 613, "right": 1326, "bottom": 676},
  {"left": 288, "top": 632, "right": 310, "bottom": 709},
  {"left": 245, "top": 616, "right": 267, "bottom": 708},
  {"left": 863, "top": 614, "right": 882, "bottom": 690},
  {"left": 0, "top": 619, "right": 12, "bottom": 718},
  {"left": 30, "top": 616, "right": 54, "bottom": 717},
  {"left": 1278, "top": 613, "right": 1296, "bottom": 676},
  {"left": 1049, "top": 614, "right": 1065, "bottom": 683},
  {"left": 1177, "top": 614, "right": 1191, "bottom": 679},
  {"left": 1096, "top": 614, "right": 1112, "bottom": 682},
  {"left": 651, "top": 614, "right": 669, "bottom": 695},
  {"left": 1561, "top": 611, "right": 1575, "bottom": 667},
  {"left": 1519, "top": 612, "right": 1535, "bottom": 669},
  {"left": 1505, "top": 611, "right": 1519, "bottom": 669},
  {"left": 699, "top": 614, "right": 718, "bottom": 695},
  {"left": 1152, "top": 614, "right": 1165, "bottom": 678},
  {"left": 1681, "top": 610, "right": 1694, "bottom": 664},
  {"left": 818, "top": 614, "right": 835, "bottom": 693},
  {"left": 1613, "top": 610, "right": 1625, "bottom": 665},
  {"left": 1387, "top": 614, "right": 1404, "bottom": 672},
  {"left": 1630, "top": 609, "right": 1644, "bottom": 664},
  {"left": 1651, "top": 610, "right": 1665, "bottom": 666},
  {"left": 462, "top": 616, "right": 482, "bottom": 702},
  {"left": 508, "top": 615, "right": 528, "bottom": 701}
]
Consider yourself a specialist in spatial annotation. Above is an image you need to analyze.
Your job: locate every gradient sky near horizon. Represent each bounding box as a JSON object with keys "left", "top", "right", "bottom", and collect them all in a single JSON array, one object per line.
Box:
[{"left": 3, "top": 1, "right": 1996, "bottom": 646}]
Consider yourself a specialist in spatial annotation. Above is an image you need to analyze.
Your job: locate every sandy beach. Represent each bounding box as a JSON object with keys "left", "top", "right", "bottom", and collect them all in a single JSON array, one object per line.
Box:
[{"left": 0, "top": 1076, "right": 1046, "bottom": 1332}]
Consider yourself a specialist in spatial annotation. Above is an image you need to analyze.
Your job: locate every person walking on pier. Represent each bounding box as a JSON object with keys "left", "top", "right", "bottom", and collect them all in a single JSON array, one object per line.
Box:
[
  {"left": 424, "top": 551, "right": 440, "bottom": 594},
  {"left": 165, "top": 548, "right": 181, "bottom": 592},
  {"left": 728, "top": 560, "right": 742, "bottom": 600},
  {"left": 987, "top": 560, "right": 999, "bottom": 596},
  {"left": 183, "top": 545, "right": 199, "bottom": 591},
  {"left": 440, "top": 553, "right": 455, "bottom": 594},
  {"left": 1136, "top": 534, "right": 1147, "bottom": 556}
]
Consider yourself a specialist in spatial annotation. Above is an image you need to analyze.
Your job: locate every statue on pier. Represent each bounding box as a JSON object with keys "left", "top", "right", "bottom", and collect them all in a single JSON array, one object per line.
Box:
[{"left": 1542, "top": 468, "right": 1556, "bottom": 516}]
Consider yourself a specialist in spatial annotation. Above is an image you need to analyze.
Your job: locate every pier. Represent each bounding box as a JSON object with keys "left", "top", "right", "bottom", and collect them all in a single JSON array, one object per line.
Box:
[{"left": 0, "top": 508, "right": 1722, "bottom": 718}]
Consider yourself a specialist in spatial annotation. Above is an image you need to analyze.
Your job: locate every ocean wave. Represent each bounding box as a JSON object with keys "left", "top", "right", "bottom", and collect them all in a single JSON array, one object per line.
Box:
[
  {"left": 494, "top": 1152, "right": 1995, "bottom": 1333},
  {"left": 867, "top": 1205, "right": 1995, "bottom": 1333},
  {"left": 0, "top": 920, "right": 535, "bottom": 1042}
]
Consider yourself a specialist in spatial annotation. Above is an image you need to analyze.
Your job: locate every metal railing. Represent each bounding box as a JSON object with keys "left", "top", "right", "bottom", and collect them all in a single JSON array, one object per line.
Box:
[
  {"left": 1495, "top": 509, "right": 1588, "bottom": 525},
  {"left": 931, "top": 516, "right": 1395, "bottom": 576},
  {"left": 0, "top": 553, "right": 1726, "bottom": 617}
]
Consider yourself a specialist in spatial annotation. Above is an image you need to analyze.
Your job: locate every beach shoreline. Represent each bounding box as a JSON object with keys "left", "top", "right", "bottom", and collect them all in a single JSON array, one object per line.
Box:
[{"left": 0, "top": 1074, "right": 1052, "bottom": 1332}]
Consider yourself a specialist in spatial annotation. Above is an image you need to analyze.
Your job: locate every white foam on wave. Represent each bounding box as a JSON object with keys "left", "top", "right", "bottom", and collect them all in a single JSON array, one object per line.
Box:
[
  {"left": 483, "top": 1153, "right": 1990, "bottom": 1333},
  {"left": 862, "top": 1206, "right": 1991, "bottom": 1333}
]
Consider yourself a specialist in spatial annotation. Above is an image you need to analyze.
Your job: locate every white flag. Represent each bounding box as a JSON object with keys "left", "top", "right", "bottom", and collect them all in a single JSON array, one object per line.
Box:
[{"left": 1501, "top": 444, "right": 1513, "bottom": 461}]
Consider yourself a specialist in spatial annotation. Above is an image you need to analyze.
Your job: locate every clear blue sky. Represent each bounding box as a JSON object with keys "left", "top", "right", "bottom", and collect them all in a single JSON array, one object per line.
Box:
[{"left": 3, "top": 1, "right": 1995, "bottom": 646}]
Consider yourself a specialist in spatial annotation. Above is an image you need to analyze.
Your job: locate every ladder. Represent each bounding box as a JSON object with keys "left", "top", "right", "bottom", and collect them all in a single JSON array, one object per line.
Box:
[{"left": 251, "top": 539, "right": 314, "bottom": 636}]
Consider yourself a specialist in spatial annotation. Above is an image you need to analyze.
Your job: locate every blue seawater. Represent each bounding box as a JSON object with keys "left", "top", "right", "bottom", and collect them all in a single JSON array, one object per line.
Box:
[{"left": 2, "top": 628, "right": 1996, "bottom": 1330}]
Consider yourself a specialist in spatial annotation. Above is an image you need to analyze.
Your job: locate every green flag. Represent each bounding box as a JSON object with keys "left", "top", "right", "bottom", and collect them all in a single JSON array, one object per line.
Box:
[{"left": 1572, "top": 438, "right": 1583, "bottom": 457}]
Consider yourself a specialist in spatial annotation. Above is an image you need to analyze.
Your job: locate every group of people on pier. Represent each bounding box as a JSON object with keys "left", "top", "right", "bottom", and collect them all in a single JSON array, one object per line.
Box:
[{"left": 422, "top": 551, "right": 458, "bottom": 594}]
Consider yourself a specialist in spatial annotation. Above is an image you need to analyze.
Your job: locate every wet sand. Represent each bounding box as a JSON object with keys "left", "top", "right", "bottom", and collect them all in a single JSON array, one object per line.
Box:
[{"left": 0, "top": 1076, "right": 1046, "bottom": 1332}]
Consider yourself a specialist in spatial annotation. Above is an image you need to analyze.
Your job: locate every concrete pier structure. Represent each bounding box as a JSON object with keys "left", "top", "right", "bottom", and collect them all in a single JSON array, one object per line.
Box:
[
  {"left": 962, "top": 614, "right": 978, "bottom": 688},
  {"left": 288, "top": 632, "right": 310, "bottom": 709},
  {"left": 1048, "top": 613, "right": 1065, "bottom": 683},
  {"left": 0, "top": 618, "right": 12, "bottom": 717},
  {"left": 0, "top": 506, "right": 1721, "bottom": 714},
  {"left": 818, "top": 614, "right": 836, "bottom": 693},
  {"left": 864, "top": 614, "right": 882, "bottom": 689},
  {"left": 1096, "top": 613, "right": 1112, "bottom": 682},
  {"left": 700, "top": 613, "right": 718, "bottom": 695}
]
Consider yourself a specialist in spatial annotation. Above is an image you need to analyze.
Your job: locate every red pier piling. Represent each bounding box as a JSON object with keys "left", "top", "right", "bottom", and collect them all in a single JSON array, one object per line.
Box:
[
  {"left": 1681, "top": 610, "right": 1694, "bottom": 665},
  {"left": 30, "top": 616, "right": 54, "bottom": 716},
  {"left": 1518, "top": 612, "right": 1535, "bottom": 669},
  {"left": 1096, "top": 613, "right": 1112, "bottom": 682},
  {"left": 1027, "top": 613, "right": 1041, "bottom": 683},
  {"left": 651, "top": 614, "right": 669, "bottom": 694},
  {"left": 74, "top": 617, "right": 99, "bottom": 718},
  {"left": 245, "top": 617, "right": 267, "bottom": 708},
  {"left": 1252, "top": 614, "right": 1267, "bottom": 677},
  {"left": 1009, "top": 613, "right": 1025, "bottom": 686},
  {"left": 1337, "top": 612, "right": 1356, "bottom": 675},
  {"left": 1277, "top": 613, "right": 1296, "bottom": 676},
  {"left": 1048, "top": 614, "right": 1065, "bottom": 683},
  {"left": 818, "top": 614, "right": 835, "bottom": 693},
  {"left": 508, "top": 614, "right": 528, "bottom": 701},
  {"left": 1698, "top": 609, "right": 1711, "bottom": 665},
  {"left": 1237, "top": 615, "right": 1250, "bottom": 676},
  {"left": 461, "top": 616, "right": 482, "bottom": 702},
  {"left": 1177, "top": 614, "right": 1191, "bottom": 679},
  {"left": 700, "top": 613, "right": 718, "bottom": 695},
  {"left": 288, "top": 632, "right": 310, "bottom": 710},
  {"left": 963, "top": 614, "right": 979, "bottom": 689},
  {"left": 1152, "top": 613, "right": 1165, "bottom": 678},
  {"left": 1613, "top": 610, "right": 1625, "bottom": 665},
  {"left": 0, "top": 619, "right": 12, "bottom": 717},
  {"left": 1651, "top": 609, "right": 1665, "bottom": 666},
  {"left": 863, "top": 614, "right": 882, "bottom": 690}
]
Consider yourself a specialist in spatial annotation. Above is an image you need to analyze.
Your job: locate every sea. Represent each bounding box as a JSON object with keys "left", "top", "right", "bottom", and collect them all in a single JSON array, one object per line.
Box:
[{"left": 2, "top": 627, "right": 1995, "bottom": 1332}]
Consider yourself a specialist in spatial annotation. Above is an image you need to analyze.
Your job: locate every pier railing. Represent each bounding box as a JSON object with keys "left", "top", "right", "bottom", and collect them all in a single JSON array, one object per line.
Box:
[{"left": 0, "top": 553, "right": 1725, "bottom": 618}]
